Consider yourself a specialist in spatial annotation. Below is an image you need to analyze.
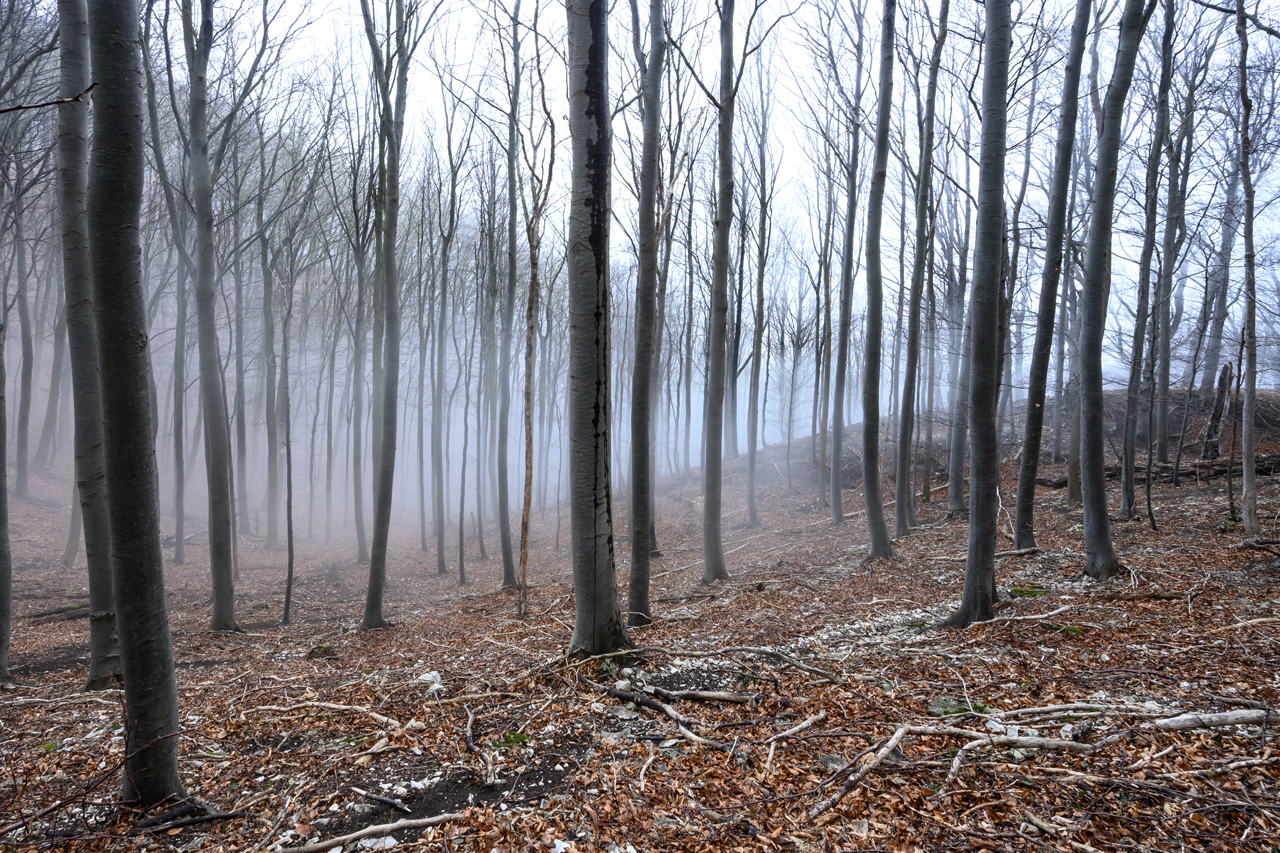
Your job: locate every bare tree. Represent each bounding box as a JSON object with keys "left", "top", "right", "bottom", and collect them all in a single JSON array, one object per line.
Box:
[
  {"left": 566, "top": 0, "right": 631, "bottom": 655},
  {"left": 88, "top": 0, "right": 186, "bottom": 803}
]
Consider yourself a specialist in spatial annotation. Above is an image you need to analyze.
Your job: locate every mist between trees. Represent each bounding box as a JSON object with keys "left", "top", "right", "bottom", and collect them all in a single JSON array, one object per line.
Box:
[{"left": 0, "top": 0, "right": 1276, "bottom": 809}]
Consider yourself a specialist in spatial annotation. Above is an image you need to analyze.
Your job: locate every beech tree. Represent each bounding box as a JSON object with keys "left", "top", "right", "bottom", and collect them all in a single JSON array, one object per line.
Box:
[
  {"left": 87, "top": 0, "right": 186, "bottom": 804},
  {"left": 1079, "top": 0, "right": 1155, "bottom": 582},
  {"left": 943, "top": 0, "right": 1011, "bottom": 627},
  {"left": 566, "top": 0, "right": 631, "bottom": 656}
]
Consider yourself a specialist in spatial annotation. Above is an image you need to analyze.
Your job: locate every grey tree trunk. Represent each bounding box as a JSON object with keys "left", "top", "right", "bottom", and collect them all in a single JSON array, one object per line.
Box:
[
  {"left": 626, "top": 0, "right": 665, "bottom": 627},
  {"left": 566, "top": 0, "right": 631, "bottom": 656},
  {"left": 941, "top": 0, "right": 1011, "bottom": 628},
  {"left": 87, "top": 0, "right": 185, "bottom": 803},
  {"left": 1013, "top": 0, "right": 1090, "bottom": 550},
  {"left": 60, "top": 0, "right": 118, "bottom": 689},
  {"left": 830, "top": 15, "right": 865, "bottom": 527},
  {"left": 359, "top": 0, "right": 418, "bottom": 629},
  {"left": 260, "top": 194, "right": 279, "bottom": 550},
  {"left": 497, "top": 0, "right": 521, "bottom": 590},
  {"left": 746, "top": 52, "right": 768, "bottom": 531},
  {"left": 861, "top": 0, "right": 895, "bottom": 559},
  {"left": 700, "top": 0, "right": 737, "bottom": 585},
  {"left": 1236, "top": 0, "right": 1258, "bottom": 534},
  {"left": 185, "top": 0, "right": 236, "bottom": 631},
  {"left": 1121, "top": 5, "right": 1171, "bottom": 521},
  {"left": 894, "top": 0, "right": 948, "bottom": 537},
  {"left": 1199, "top": 159, "right": 1240, "bottom": 405},
  {"left": 14, "top": 200, "right": 32, "bottom": 501},
  {"left": 1079, "top": 0, "right": 1154, "bottom": 581}
]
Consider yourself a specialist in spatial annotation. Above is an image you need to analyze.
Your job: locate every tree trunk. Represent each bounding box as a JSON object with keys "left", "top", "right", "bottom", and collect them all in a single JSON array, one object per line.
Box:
[
  {"left": 14, "top": 200, "right": 32, "bottom": 501},
  {"left": 894, "top": 0, "right": 948, "bottom": 536},
  {"left": 1079, "top": 0, "right": 1153, "bottom": 581},
  {"left": 942, "top": 0, "right": 1011, "bottom": 627},
  {"left": 1236, "top": 0, "right": 1258, "bottom": 535},
  {"left": 625, "top": 0, "right": 665, "bottom": 626},
  {"left": 358, "top": 0, "right": 414, "bottom": 629},
  {"left": 61, "top": 0, "right": 118, "bottom": 688},
  {"left": 1121, "top": 0, "right": 1172, "bottom": 520},
  {"left": 861, "top": 0, "right": 896, "bottom": 559},
  {"left": 746, "top": 53, "right": 768, "bottom": 531},
  {"left": 497, "top": 0, "right": 522, "bottom": 590},
  {"left": 1013, "top": 0, "right": 1090, "bottom": 549},
  {"left": 700, "top": 0, "right": 737, "bottom": 586},
  {"left": 186, "top": 0, "right": 236, "bottom": 630},
  {"left": 87, "top": 0, "right": 185, "bottom": 802},
  {"left": 566, "top": 0, "right": 631, "bottom": 656}
]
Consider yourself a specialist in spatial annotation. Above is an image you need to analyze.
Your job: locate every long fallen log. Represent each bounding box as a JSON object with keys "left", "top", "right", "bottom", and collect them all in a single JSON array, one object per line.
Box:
[{"left": 1154, "top": 709, "right": 1275, "bottom": 731}]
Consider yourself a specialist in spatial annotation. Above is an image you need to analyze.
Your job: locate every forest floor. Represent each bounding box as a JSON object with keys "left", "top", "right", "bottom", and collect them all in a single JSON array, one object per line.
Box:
[{"left": 3, "top": 399, "right": 1280, "bottom": 852}]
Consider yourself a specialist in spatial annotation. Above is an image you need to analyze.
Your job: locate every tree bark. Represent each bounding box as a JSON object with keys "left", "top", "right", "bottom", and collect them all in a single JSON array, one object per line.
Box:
[
  {"left": 88, "top": 0, "right": 186, "bottom": 803},
  {"left": 1079, "top": 0, "right": 1154, "bottom": 581},
  {"left": 1013, "top": 0, "right": 1090, "bottom": 550},
  {"left": 185, "top": 0, "right": 237, "bottom": 630},
  {"left": 566, "top": 0, "right": 631, "bottom": 656},
  {"left": 701, "top": 0, "right": 737, "bottom": 585},
  {"left": 942, "top": 0, "right": 1010, "bottom": 627},
  {"left": 861, "top": 0, "right": 896, "bottom": 559},
  {"left": 894, "top": 0, "right": 948, "bottom": 537},
  {"left": 626, "top": 0, "right": 665, "bottom": 626},
  {"left": 60, "top": 0, "right": 119, "bottom": 688}
]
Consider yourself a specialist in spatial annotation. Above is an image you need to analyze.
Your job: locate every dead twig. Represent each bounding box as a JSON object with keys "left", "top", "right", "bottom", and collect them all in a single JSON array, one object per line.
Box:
[
  {"left": 285, "top": 812, "right": 468, "bottom": 853},
  {"left": 764, "top": 710, "right": 827, "bottom": 744}
]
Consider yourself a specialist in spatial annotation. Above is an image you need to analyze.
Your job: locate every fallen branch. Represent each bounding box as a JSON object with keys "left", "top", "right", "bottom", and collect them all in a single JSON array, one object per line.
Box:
[
  {"left": 986, "top": 604, "right": 1077, "bottom": 625},
  {"left": 642, "top": 685, "right": 760, "bottom": 705},
  {"left": 1154, "top": 709, "right": 1274, "bottom": 731},
  {"left": 582, "top": 678, "right": 699, "bottom": 730},
  {"left": 352, "top": 786, "right": 410, "bottom": 814},
  {"left": 1208, "top": 617, "right": 1280, "bottom": 634},
  {"left": 243, "top": 701, "right": 402, "bottom": 730},
  {"left": 286, "top": 812, "right": 468, "bottom": 853},
  {"left": 764, "top": 710, "right": 827, "bottom": 744},
  {"left": 808, "top": 724, "right": 1093, "bottom": 818}
]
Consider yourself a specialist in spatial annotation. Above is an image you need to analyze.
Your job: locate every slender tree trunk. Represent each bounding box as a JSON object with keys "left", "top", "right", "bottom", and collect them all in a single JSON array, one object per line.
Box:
[
  {"left": 1014, "top": 0, "right": 1090, "bottom": 549},
  {"left": 87, "top": 0, "right": 185, "bottom": 801},
  {"left": 1121, "top": 0, "right": 1171, "bottom": 520},
  {"left": 894, "top": 0, "right": 948, "bottom": 536},
  {"left": 14, "top": 202, "right": 32, "bottom": 501},
  {"left": 1236, "top": 0, "right": 1258, "bottom": 535},
  {"left": 186, "top": 0, "right": 236, "bottom": 630},
  {"left": 861, "top": 0, "right": 896, "bottom": 559},
  {"left": 497, "top": 0, "right": 522, "bottom": 590},
  {"left": 627, "top": 0, "right": 665, "bottom": 625},
  {"left": 700, "top": 0, "right": 737, "bottom": 585},
  {"left": 1079, "top": 0, "right": 1153, "bottom": 581}
]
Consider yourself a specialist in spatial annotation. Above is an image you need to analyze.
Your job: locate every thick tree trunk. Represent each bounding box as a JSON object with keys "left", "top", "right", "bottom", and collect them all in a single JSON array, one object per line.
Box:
[
  {"left": 942, "top": 0, "right": 1011, "bottom": 628},
  {"left": 1079, "top": 0, "right": 1153, "bottom": 582},
  {"left": 566, "top": 0, "right": 631, "bottom": 656},
  {"left": 358, "top": 0, "right": 412, "bottom": 630},
  {"left": 60, "top": 0, "right": 118, "bottom": 689},
  {"left": 1013, "top": 0, "right": 1090, "bottom": 550},
  {"left": 87, "top": 0, "right": 186, "bottom": 802}
]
